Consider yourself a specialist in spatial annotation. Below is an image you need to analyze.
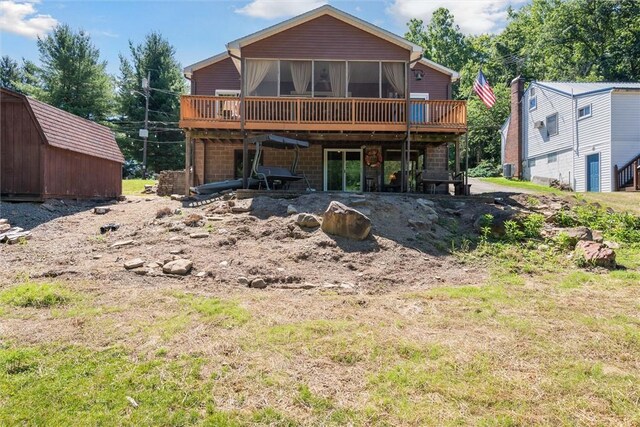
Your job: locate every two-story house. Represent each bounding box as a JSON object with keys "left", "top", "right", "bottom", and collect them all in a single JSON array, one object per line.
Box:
[
  {"left": 502, "top": 78, "right": 640, "bottom": 192},
  {"left": 179, "top": 5, "right": 467, "bottom": 194}
]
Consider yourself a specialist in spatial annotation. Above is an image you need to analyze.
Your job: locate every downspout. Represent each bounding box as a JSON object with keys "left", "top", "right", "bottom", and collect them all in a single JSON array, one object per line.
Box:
[
  {"left": 571, "top": 88, "right": 576, "bottom": 190},
  {"left": 405, "top": 56, "right": 421, "bottom": 192}
]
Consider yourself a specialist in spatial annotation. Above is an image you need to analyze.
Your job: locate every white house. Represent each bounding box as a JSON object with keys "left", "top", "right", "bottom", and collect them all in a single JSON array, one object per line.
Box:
[{"left": 501, "top": 79, "right": 640, "bottom": 192}]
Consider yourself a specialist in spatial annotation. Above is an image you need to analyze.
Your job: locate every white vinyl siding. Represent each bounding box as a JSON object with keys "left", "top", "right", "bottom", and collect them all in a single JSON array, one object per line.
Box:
[
  {"left": 611, "top": 92, "right": 640, "bottom": 189},
  {"left": 573, "top": 91, "right": 612, "bottom": 192},
  {"left": 523, "top": 148, "right": 572, "bottom": 186},
  {"left": 523, "top": 84, "right": 573, "bottom": 160}
]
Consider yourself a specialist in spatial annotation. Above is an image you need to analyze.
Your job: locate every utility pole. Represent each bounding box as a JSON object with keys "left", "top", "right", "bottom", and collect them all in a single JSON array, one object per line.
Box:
[{"left": 140, "top": 71, "right": 151, "bottom": 179}]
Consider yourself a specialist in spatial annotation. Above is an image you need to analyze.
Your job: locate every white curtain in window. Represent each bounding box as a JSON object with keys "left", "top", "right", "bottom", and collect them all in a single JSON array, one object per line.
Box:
[
  {"left": 383, "top": 62, "right": 405, "bottom": 96},
  {"left": 290, "top": 61, "right": 311, "bottom": 95},
  {"left": 329, "top": 62, "right": 346, "bottom": 97},
  {"left": 245, "top": 60, "right": 273, "bottom": 95}
]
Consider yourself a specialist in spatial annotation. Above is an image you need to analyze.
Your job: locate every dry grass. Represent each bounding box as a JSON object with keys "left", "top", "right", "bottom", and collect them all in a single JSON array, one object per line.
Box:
[
  {"left": 1, "top": 260, "right": 639, "bottom": 425},
  {"left": 1, "top": 193, "right": 639, "bottom": 425}
]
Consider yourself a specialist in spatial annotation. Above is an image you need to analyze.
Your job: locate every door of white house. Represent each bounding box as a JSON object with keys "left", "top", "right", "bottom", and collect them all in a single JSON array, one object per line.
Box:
[{"left": 323, "top": 149, "right": 363, "bottom": 192}]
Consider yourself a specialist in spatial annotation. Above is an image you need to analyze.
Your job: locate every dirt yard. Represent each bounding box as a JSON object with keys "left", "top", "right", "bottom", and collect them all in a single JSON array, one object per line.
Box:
[{"left": 1, "top": 191, "right": 639, "bottom": 425}]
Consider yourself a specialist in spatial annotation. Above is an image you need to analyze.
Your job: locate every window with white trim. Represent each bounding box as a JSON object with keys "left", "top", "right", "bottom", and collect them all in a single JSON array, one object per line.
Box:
[
  {"left": 578, "top": 104, "right": 592, "bottom": 119},
  {"left": 529, "top": 96, "right": 537, "bottom": 110},
  {"left": 546, "top": 113, "right": 558, "bottom": 136},
  {"left": 529, "top": 158, "right": 536, "bottom": 167},
  {"left": 548, "top": 153, "right": 557, "bottom": 163}
]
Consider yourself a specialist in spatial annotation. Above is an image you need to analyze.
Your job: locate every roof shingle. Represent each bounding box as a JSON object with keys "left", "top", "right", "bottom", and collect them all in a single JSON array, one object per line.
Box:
[{"left": 25, "top": 95, "right": 124, "bottom": 164}]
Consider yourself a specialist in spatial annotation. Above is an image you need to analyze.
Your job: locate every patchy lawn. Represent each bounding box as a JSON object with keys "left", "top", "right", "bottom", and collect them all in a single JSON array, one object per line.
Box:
[
  {"left": 122, "top": 179, "right": 157, "bottom": 196},
  {"left": 1, "top": 191, "right": 639, "bottom": 425},
  {"left": 480, "top": 177, "right": 562, "bottom": 194}
]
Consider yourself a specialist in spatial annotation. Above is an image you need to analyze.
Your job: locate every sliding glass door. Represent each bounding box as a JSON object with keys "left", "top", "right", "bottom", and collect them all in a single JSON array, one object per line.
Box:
[{"left": 324, "top": 149, "right": 362, "bottom": 192}]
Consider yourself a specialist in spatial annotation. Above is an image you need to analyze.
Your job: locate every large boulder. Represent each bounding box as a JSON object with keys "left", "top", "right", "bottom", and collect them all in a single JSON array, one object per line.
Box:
[
  {"left": 575, "top": 241, "right": 616, "bottom": 269},
  {"left": 163, "top": 259, "right": 193, "bottom": 275},
  {"left": 321, "top": 201, "right": 371, "bottom": 240}
]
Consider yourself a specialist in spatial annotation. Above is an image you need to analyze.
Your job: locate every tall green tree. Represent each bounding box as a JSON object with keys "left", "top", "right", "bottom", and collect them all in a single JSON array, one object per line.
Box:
[
  {"left": 37, "top": 24, "right": 113, "bottom": 121},
  {"left": 405, "top": 9, "right": 469, "bottom": 99},
  {"left": 0, "top": 56, "right": 21, "bottom": 91},
  {"left": 118, "top": 32, "right": 185, "bottom": 173},
  {"left": 495, "top": 0, "right": 640, "bottom": 82}
]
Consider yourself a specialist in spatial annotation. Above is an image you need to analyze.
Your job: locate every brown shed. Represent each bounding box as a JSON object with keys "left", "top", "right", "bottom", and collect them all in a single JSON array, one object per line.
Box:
[{"left": 1, "top": 88, "right": 124, "bottom": 200}]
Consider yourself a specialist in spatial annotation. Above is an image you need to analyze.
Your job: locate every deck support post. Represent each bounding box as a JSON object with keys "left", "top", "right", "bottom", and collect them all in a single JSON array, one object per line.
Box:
[
  {"left": 455, "top": 138, "right": 460, "bottom": 174},
  {"left": 402, "top": 60, "right": 411, "bottom": 193},
  {"left": 464, "top": 131, "right": 469, "bottom": 194},
  {"left": 240, "top": 57, "right": 249, "bottom": 189},
  {"left": 614, "top": 165, "right": 619, "bottom": 191},
  {"left": 634, "top": 161, "right": 638, "bottom": 190},
  {"left": 184, "top": 130, "right": 192, "bottom": 196}
]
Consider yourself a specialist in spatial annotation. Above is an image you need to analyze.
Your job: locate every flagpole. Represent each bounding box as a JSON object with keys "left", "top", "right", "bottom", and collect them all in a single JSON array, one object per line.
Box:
[{"left": 464, "top": 73, "right": 476, "bottom": 195}]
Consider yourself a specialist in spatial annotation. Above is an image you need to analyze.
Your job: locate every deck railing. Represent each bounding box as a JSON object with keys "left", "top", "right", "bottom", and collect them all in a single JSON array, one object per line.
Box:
[
  {"left": 180, "top": 96, "right": 466, "bottom": 131},
  {"left": 614, "top": 154, "right": 640, "bottom": 191}
]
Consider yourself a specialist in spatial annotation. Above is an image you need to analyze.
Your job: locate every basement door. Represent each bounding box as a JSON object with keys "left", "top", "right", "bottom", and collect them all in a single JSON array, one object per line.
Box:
[
  {"left": 586, "top": 153, "right": 600, "bottom": 192},
  {"left": 324, "top": 149, "right": 363, "bottom": 192}
]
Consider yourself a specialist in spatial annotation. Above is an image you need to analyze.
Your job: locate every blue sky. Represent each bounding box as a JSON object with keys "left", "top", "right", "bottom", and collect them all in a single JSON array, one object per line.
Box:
[{"left": 0, "top": 0, "right": 529, "bottom": 76}]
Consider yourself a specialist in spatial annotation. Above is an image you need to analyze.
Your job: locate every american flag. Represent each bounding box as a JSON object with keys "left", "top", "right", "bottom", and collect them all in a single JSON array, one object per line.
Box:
[{"left": 473, "top": 70, "right": 496, "bottom": 108}]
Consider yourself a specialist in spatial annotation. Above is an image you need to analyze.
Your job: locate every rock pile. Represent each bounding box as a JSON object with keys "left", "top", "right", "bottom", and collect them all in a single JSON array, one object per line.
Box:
[{"left": 0, "top": 219, "right": 31, "bottom": 244}]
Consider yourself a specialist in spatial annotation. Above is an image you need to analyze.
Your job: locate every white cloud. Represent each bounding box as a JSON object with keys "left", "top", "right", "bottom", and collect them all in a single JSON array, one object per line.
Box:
[
  {"left": 236, "top": 0, "right": 327, "bottom": 20},
  {"left": 0, "top": 0, "right": 57, "bottom": 39},
  {"left": 387, "top": 0, "right": 529, "bottom": 35}
]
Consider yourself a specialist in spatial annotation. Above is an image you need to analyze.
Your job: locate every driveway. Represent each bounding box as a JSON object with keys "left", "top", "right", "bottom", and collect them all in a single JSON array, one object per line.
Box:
[{"left": 468, "top": 178, "right": 538, "bottom": 195}]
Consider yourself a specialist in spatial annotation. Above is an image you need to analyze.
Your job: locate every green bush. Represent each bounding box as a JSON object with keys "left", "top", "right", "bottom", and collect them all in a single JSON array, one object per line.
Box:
[
  {"left": 522, "top": 213, "right": 545, "bottom": 238},
  {"left": 468, "top": 161, "right": 502, "bottom": 178},
  {"left": 552, "top": 204, "right": 640, "bottom": 243},
  {"left": 504, "top": 220, "right": 525, "bottom": 242}
]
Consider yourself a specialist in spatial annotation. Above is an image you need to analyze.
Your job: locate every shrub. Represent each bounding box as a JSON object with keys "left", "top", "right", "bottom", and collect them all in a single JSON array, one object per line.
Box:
[
  {"left": 553, "top": 204, "right": 640, "bottom": 244},
  {"left": 504, "top": 220, "right": 525, "bottom": 242},
  {"left": 522, "top": 213, "right": 545, "bottom": 238},
  {"left": 468, "top": 161, "right": 502, "bottom": 178}
]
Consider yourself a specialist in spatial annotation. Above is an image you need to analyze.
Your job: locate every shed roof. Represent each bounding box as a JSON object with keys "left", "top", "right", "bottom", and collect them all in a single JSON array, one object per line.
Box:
[
  {"left": 1, "top": 89, "right": 124, "bottom": 163},
  {"left": 535, "top": 81, "right": 640, "bottom": 96}
]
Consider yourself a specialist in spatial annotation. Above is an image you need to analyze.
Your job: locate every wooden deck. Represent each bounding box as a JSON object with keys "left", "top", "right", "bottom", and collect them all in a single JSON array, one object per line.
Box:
[{"left": 180, "top": 96, "right": 467, "bottom": 133}]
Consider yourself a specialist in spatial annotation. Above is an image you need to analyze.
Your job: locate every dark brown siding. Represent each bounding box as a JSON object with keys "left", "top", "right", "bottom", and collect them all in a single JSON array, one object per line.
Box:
[
  {"left": 191, "top": 57, "right": 240, "bottom": 95},
  {"left": 0, "top": 94, "right": 42, "bottom": 196},
  {"left": 242, "top": 15, "right": 409, "bottom": 61},
  {"left": 409, "top": 62, "right": 451, "bottom": 100},
  {"left": 43, "top": 148, "right": 122, "bottom": 198}
]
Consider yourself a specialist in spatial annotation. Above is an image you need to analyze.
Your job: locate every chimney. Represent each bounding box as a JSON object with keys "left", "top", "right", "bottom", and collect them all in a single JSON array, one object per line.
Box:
[{"left": 504, "top": 76, "right": 525, "bottom": 178}]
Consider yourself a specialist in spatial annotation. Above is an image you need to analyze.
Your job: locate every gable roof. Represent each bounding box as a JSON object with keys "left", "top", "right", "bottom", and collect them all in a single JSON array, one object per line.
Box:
[
  {"left": 226, "top": 5, "right": 423, "bottom": 63},
  {"left": 1, "top": 88, "right": 124, "bottom": 163},
  {"left": 535, "top": 81, "right": 640, "bottom": 97},
  {"left": 183, "top": 51, "right": 229, "bottom": 77}
]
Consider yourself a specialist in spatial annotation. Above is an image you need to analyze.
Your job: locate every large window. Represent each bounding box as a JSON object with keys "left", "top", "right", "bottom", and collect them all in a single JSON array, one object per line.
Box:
[
  {"left": 348, "top": 61, "right": 380, "bottom": 98},
  {"left": 280, "top": 60, "right": 311, "bottom": 96},
  {"left": 245, "top": 59, "right": 278, "bottom": 96},
  {"left": 381, "top": 62, "right": 405, "bottom": 98},
  {"left": 244, "top": 59, "right": 406, "bottom": 98},
  {"left": 314, "top": 61, "right": 346, "bottom": 97}
]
